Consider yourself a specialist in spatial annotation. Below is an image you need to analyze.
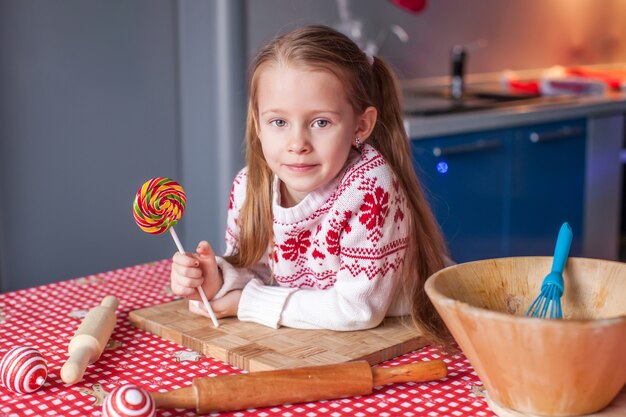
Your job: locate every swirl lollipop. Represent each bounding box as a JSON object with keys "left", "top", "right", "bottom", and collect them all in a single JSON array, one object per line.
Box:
[
  {"left": 133, "top": 177, "right": 186, "bottom": 235},
  {"left": 133, "top": 177, "right": 219, "bottom": 327}
]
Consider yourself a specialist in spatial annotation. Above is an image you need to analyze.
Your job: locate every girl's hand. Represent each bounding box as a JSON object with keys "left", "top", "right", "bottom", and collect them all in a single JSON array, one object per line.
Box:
[
  {"left": 188, "top": 289, "right": 241, "bottom": 319},
  {"left": 210, "top": 290, "right": 242, "bottom": 318},
  {"left": 170, "top": 241, "right": 223, "bottom": 300}
]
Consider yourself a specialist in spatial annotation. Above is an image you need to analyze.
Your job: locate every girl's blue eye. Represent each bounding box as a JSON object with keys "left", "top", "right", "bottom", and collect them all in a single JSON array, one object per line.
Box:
[
  {"left": 270, "top": 119, "right": 286, "bottom": 127},
  {"left": 313, "top": 119, "right": 329, "bottom": 128}
]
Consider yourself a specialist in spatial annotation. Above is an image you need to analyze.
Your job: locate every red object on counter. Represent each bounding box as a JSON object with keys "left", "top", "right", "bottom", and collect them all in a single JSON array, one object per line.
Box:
[
  {"left": 389, "top": 0, "right": 427, "bottom": 13},
  {"left": 507, "top": 79, "right": 541, "bottom": 95},
  {"left": 566, "top": 67, "right": 626, "bottom": 90}
]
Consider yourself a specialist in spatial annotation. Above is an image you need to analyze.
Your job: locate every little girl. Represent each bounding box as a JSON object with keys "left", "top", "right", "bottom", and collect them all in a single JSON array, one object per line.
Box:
[{"left": 171, "top": 25, "right": 449, "bottom": 343}]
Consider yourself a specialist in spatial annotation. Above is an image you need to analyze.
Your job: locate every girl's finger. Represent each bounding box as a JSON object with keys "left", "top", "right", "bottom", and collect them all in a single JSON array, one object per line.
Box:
[
  {"left": 196, "top": 241, "right": 216, "bottom": 259},
  {"left": 173, "top": 274, "right": 203, "bottom": 289},
  {"left": 173, "top": 252, "right": 200, "bottom": 267},
  {"left": 170, "top": 283, "right": 199, "bottom": 299},
  {"left": 172, "top": 263, "right": 203, "bottom": 279}
]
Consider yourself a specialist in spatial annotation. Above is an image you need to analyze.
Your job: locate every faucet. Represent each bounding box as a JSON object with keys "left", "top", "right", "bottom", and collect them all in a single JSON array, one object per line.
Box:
[
  {"left": 450, "top": 39, "right": 488, "bottom": 100},
  {"left": 450, "top": 45, "right": 466, "bottom": 100}
]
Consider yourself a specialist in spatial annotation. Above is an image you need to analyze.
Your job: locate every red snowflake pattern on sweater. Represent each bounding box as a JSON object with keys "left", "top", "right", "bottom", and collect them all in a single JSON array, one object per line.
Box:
[
  {"left": 392, "top": 179, "right": 405, "bottom": 226},
  {"left": 228, "top": 183, "right": 235, "bottom": 210},
  {"left": 325, "top": 210, "right": 352, "bottom": 255},
  {"left": 280, "top": 229, "right": 312, "bottom": 262},
  {"left": 359, "top": 186, "right": 389, "bottom": 230},
  {"left": 224, "top": 171, "right": 246, "bottom": 255},
  {"left": 223, "top": 145, "right": 409, "bottom": 292}
]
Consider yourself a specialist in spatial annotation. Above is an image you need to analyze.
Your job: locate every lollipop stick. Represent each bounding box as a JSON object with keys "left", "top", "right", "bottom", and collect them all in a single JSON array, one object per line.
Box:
[
  {"left": 169, "top": 228, "right": 220, "bottom": 327},
  {"left": 169, "top": 226, "right": 186, "bottom": 253}
]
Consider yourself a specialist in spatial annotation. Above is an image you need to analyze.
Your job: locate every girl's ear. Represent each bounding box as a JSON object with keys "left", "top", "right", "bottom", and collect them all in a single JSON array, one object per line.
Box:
[{"left": 354, "top": 106, "right": 378, "bottom": 144}]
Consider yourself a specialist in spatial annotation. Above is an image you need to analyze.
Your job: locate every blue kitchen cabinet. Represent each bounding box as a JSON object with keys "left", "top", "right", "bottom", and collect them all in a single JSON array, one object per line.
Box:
[
  {"left": 410, "top": 128, "right": 511, "bottom": 262},
  {"left": 509, "top": 119, "right": 586, "bottom": 257},
  {"left": 410, "top": 118, "right": 586, "bottom": 262}
]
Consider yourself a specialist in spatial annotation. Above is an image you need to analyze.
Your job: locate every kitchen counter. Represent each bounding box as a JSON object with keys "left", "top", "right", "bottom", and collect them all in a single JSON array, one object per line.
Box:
[
  {"left": 402, "top": 83, "right": 626, "bottom": 262},
  {"left": 404, "top": 90, "right": 626, "bottom": 139}
]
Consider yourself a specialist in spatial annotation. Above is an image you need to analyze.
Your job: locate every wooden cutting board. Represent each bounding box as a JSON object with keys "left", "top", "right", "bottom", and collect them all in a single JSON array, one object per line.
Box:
[{"left": 129, "top": 300, "right": 428, "bottom": 371}]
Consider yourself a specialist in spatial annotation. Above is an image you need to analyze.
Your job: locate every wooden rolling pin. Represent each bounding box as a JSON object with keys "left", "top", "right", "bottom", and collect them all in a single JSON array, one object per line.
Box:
[
  {"left": 61, "top": 295, "right": 119, "bottom": 384},
  {"left": 151, "top": 359, "right": 447, "bottom": 413}
]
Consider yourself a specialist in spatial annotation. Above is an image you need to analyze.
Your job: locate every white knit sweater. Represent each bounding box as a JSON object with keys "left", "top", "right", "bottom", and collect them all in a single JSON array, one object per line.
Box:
[{"left": 192, "top": 144, "right": 411, "bottom": 330}]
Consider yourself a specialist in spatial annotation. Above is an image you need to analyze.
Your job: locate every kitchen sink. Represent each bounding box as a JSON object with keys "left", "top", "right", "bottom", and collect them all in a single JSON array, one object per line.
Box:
[
  {"left": 403, "top": 88, "right": 542, "bottom": 116},
  {"left": 468, "top": 91, "right": 540, "bottom": 102},
  {"left": 405, "top": 102, "right": 495, "bottom": 116}
]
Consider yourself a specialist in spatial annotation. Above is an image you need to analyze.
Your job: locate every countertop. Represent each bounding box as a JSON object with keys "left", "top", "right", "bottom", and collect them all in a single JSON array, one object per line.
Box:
[{"left": 403, "top": 88, "right": 626, "bottom": 139}]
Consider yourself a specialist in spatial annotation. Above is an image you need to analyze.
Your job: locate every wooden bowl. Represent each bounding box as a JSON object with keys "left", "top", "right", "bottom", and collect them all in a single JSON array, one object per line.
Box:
[{"left": 425, "top": 257, "right": 626, "bottom": 416}]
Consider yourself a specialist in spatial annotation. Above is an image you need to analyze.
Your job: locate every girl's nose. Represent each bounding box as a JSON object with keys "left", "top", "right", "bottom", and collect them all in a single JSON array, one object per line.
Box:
[{"left": 288, "top": 135, "right": 311, "bottom": 154}]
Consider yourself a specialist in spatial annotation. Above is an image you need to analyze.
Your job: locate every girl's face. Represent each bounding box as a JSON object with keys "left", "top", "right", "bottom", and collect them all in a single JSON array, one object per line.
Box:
[{"left": 256, "top": 63, "right": 371, "bottom": 207}]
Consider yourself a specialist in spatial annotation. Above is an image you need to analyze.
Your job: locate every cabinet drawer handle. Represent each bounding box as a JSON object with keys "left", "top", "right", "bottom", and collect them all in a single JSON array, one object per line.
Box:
[
  {"left": 433, "top": 138, "right": 502, "bottom": 157},
  {"left": 529, "top": 126, "right": 584, "bottom": 143}
]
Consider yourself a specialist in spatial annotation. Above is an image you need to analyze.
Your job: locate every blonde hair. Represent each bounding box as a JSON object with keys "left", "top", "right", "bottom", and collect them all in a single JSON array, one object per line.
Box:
[{"left": 225, "top": 25, "right": 451, "bottom": 346}]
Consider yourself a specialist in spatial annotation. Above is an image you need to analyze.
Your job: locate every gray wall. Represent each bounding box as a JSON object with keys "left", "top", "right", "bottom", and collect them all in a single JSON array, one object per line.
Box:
[
  {"left": 2, "top": 0, "right": 625, "bottom": 291},
  {"left": 0, "top": 1, "right": 181, "bottom": 291},
  {"left": 177, "top": 0, "right": 247, "bottom": 259},
  {"left": 0, "top": 0, "right": 246, "bottom": 291}
]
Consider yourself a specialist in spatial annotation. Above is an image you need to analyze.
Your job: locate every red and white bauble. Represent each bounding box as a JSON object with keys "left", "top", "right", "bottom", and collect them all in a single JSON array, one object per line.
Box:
[
  {"left": 0, "top": 346, "right": 48, "bottom": 394},
  {"left": 103, "top": 384, "right": 155, "bottom": 417}
]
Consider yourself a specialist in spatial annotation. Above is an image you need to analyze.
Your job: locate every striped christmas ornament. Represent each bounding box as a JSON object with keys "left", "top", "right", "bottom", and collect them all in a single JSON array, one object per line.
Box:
[
  {"left": 0, "top": 346, "right": 47, "bottom": 394},
  {"left": 103, "top": 384, "right": 155, "bottom": 417},
  {"left": 132, "top": 177, "right": 186, "bottom": 235}
]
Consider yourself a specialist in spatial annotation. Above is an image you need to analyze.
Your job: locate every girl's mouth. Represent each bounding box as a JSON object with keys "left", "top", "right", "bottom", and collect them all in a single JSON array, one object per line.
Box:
[{"left": 284, "top": 164, "right": 317, "bottom": 173}]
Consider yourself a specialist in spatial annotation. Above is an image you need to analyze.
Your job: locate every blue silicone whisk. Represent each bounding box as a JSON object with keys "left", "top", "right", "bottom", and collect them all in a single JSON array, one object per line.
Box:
[{"left": 526, "top": 222, "right": 573, "bottom": 319}]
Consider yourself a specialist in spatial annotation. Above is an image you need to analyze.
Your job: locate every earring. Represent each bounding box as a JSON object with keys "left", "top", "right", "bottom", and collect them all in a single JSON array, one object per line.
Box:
[{"left": 354, "top": 137, "right": 362, "bottom": 149}]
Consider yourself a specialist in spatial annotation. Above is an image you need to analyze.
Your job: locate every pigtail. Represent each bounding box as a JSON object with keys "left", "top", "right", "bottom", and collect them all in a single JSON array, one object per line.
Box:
[
  {"left": 368, "top": 57, "right": 452, "bottom": 347},
  {"left": 223, "top": 102, "right": 274, "bottom": 268}
]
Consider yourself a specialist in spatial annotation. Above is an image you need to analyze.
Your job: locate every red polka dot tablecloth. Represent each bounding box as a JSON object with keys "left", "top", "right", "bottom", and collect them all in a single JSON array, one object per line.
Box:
[{"left": 0, "top": 260, "right": 496, "bottom": 417}]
